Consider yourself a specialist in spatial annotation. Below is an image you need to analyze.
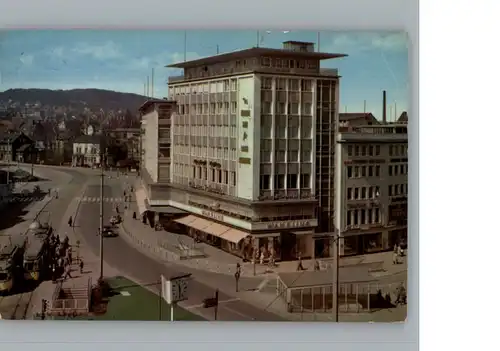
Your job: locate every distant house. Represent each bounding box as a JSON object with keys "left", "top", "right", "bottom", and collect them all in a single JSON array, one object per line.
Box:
[
  {"left": 0, "top": 132, "right": 33, "bottom": 163},
  {"left": 339, "top": 113, "right": 380, "bottom": 127},
  {"left": 397, "top": 111, "right": 408, "bottom": 124},
  {"left": 72, "top": 135, "right": 102, "bottom": 168}
]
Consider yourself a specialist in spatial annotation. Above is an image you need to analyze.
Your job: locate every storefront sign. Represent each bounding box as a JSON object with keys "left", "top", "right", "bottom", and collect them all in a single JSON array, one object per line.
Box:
[
  {"left": 201, "top": 210, "right": 224, "bottom": 222},
  {"left": 267, "top": 220, "right": 311, "bottom": 230}
]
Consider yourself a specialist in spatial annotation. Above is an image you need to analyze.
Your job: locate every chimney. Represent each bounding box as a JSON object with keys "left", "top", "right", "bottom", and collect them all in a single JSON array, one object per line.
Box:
[{"left": 382, "top": 90, "right": 387, "bottom": 124}]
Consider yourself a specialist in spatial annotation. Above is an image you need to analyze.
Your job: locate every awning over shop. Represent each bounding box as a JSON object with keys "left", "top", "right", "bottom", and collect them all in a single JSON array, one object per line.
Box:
[
  {"left": 189, "top": 217, "right": 213, "bottom": 231},
  {"left": 223, "top": 228, "right": 249, "bottom": 244},
  {"left": 205, "top": 222, "right": 231, "bottom": 238},
  {"left": 135, "top": 188, "right": 148, "bottom": 215},
  {"left": 148, "top": 205, "right": 187, "bottom": 214},
  {"left": 292, "top": 230, "right": 315, "bottom": 236},
  {"left": 174, "top": 215, "right": 198, "bottom": 226}
]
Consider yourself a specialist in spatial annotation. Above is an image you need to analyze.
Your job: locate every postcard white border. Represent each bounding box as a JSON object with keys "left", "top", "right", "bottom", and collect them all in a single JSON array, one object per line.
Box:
[{"left": 0, "top": 0, "right": 418, "bottom": 350}]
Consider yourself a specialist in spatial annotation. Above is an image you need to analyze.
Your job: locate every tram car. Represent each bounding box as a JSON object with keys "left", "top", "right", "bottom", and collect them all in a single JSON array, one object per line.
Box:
[
  {"left": 0, "top": 237, "right": 26, "bottom": 294},
  {"left": 23, "top": 235, "right": 50, "bottom": 282}
]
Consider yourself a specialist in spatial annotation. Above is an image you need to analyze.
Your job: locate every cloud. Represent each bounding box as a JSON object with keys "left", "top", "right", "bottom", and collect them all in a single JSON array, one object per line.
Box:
[
  {"left": 19, "top": 54, "right": 34, "bottom": 66},
  {"left": 48, "top": 41, "right": 123, "bottom": 60},
  {"left": 330, "top": 32, "right": 408, "bottom": 54},
  {"left": 125, "top": 51, "right": 200, "bottom": 71},
  {"left": 71, "top": 41, "right": 122, "bottom": 60}
]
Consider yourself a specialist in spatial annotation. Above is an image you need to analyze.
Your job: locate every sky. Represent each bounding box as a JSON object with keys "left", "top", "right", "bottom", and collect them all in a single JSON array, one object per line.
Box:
[{"left": 0, "top": 30, "right": 408, "bottom": 121}]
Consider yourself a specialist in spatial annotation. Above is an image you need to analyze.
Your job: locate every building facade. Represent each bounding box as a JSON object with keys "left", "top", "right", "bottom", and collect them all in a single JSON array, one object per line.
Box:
[
  {"left": 71, "top": 135, "right": 102, "bottom": 168},
  {"left": 139, "top": 41, "right": 345, "bottom": 261},
  {"left": 334, "top": 124, "right": 408, "bottom": 256}
]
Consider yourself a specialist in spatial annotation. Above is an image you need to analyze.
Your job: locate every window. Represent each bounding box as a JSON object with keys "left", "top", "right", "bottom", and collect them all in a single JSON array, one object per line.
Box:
[
  {"left": 261, "top": 57, "right": 271, "bottom": 67},
  {"left": 288, "top": 126, "right": 299, "bottom": 138},
  {"left": 368, "top": 166, "right": 373, "bottom": 177},
  {"left": 347, "top": 145, "right": 353, "bottom": 156},
  {"left": 260, "top": 175, "right": 271, "bottom": 190},
  {"left": 347, "top": 166, "right": 352, "bottom": 178},
  {"left": 288, "top": 150, "right": 299, "bottom": 162},
  {"left": 347, "top": 188, "right": 352, "bottom": 200},
  {"left": 301, "top": 79, "right": 312, "bottom": 91},
  {"left": 355, "top": 146, "right": 360, "bottom": 156},
  {"left": 260, "top": 151, "right": 271, "bottom": 162},
  {"left": 361, "top": 166, "right": 366, "bottom": 177},
  {"left": 389, "top": 165, "right": 393, "bottom": 176},
  {"left": 347, "top": 211, "right": 352, "bottom": 226},
  {"left": 354, "top": 188, "right": 359, "bottom": 199},
  {"left": 302, "top": 102, "right": 312, "bottom": 115},
  {"left": 375, "top": 145, "right": 380, "bottom": 155},
  {"left": 277, "top": 78, "right": 286, "bottom": 90},
  {"left": 277, "top": 103, "right": 286, "bottom": 114},
  {"left": 230, "top": 79, "right": 237, "bottom": 91},
  {"left": 388, "top": 185, "right": 393, "bottom": 196},
  {"left": 275, "top": 174, "right": 285, "bottom": 189},
  {"left": 289, "top": 79, "right": 299, "bottom": 90},
  {"left": 369, "top": 145, "right": 374, "bottom": 156},
  {"left": 361, "top": 187, "right": 366, "bottom": 199},
  {"left": 262, "top": 102, "right": 272, "bottom": 114},
  {"left": 375, "top": 165, "right": 380, "bottom": 177},
  {"left": 288, "top": 103, "right": 299, "bottom": 114},
  {"left": 262, "top": 77, "right": 273, "bottom": 89},
  {"left": 300, "top": 174, "right": 310, "bottom": 188},
  {"left": 354, "top": 166, "right": 359, "bottom": 178},
  {"left": 287, "top": 174, "right": 298, "bottom": 188}
]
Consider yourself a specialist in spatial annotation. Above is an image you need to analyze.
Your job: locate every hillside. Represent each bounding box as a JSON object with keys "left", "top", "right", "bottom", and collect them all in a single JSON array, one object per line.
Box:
[{"left": 0, "top": 88, "right": 148, "bottom": 112}]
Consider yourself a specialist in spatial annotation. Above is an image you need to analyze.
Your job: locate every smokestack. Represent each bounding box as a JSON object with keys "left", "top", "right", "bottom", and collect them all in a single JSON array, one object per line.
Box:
[{"left": 382, "top": 90, "right": 387, "bottom": 124}]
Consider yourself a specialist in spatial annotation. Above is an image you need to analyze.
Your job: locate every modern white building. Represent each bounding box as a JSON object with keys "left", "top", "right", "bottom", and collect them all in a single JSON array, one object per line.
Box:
[
  {"left": 139, "top": 41, "right": 345, "bottom": 261},
  {"left": 334, "top": 123, "right": 408, "bottom": 256}
]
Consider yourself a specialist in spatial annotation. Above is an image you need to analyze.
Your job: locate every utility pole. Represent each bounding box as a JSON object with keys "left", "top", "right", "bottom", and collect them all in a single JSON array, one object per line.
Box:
[
  {"left": 331, "top": 232, "right": 339, "bottom": 322},
  {"left": 99, "top": 143, "right": 105, "bottom": 281}
]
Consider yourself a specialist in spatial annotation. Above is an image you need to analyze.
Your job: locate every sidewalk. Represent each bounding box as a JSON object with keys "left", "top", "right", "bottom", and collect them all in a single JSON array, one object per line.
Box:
[{"left": 120, "top": 196, "right": 407, "bottom": 279}]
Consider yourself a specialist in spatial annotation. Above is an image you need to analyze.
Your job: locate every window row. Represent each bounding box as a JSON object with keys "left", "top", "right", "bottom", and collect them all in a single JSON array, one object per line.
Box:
[
  {"left": 260, "top": 58, "right": 318, "bottom": 73},
  {"left": 261, "top": 102, "right": 312, "bottom": 115},
  {"left": 180, "top": 164, "right": 237, "bottom": 186},
  {"left": 177, "top": 102, "right": 238, "bottom": 115},
  {"left": 347, "top": 144, "right": 381, "bottom": 157},
  {"left": 388, "top": 164, "right": 408, "bottom": 176},
  {"left": 346, "top": 186, "right": 381, "bottom": 200},
  {"left": 346, "top": 208, "right": 381, "bottom": 226},
  {"left": 173, "top": 146, "right": 238, "bottom": 160},
  {"left": 388, "top": 184, "right": 408, "bottom": 196},
  {"left": 347, "top": 165, "right": 381, "bottom": 178},
  {"left": 260, "top": 150, "right": 312, "bottom": 163},
  {"left": 389, "top": 144, "right": 407, "bottom": 157},
  {"left": 170, "top": 80, "right": 238, "bottom": 95},
  {"left": 259, "top": 174, "right": 311, "bottom": 190},
  {"left": 173, "top": 126, "right": 238, "bottom": 138}
]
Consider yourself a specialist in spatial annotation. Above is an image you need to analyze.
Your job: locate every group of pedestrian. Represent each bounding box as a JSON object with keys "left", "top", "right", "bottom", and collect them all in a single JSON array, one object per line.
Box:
[{"left": 47, "top": 224, "right": 86, "bottom": 282}]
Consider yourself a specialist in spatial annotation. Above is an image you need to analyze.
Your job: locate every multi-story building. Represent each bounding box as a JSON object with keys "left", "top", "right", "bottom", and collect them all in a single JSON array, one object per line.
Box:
[
  {"left": 138, "top": 41, "right": 346, "bottom": 261},
  {"left": 71, "top": 135, "right": 102, "bottom": 168},
  {"left": 334, "top": 123, "right": 408, "bottom": 256},
  {"left": 108, "top": 127, "right": 142, "bottom": 163}
]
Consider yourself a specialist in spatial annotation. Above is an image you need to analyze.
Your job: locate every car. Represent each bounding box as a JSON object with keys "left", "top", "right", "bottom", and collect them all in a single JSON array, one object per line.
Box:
[{"left": 102, "top": 226, "right": 118, "bottom": 238}]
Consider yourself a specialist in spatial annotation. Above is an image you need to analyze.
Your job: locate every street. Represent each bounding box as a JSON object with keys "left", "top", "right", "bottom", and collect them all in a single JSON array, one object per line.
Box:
[{"left": 74, "top": 173, "right": 283, "bottom": 321}]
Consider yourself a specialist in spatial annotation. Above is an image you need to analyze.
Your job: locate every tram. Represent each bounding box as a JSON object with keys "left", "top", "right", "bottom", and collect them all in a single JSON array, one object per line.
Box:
[
  {"left": 23, "top": 236, "right": 50, "bottom": 282},
  {"left": 0, "top": 237, "right": 26, "bottom": 294}
]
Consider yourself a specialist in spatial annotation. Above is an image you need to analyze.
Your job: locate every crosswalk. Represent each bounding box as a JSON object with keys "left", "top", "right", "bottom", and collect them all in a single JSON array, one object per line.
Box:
[
  {"left": 76, "top": 196, "right": 125, "bottom": 203},
  {"left": 0, "top": 196, "right": 50, "bottom": 203}
]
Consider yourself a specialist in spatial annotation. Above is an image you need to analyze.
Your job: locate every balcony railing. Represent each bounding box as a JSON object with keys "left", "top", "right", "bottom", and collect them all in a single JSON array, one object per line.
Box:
[{"left": 258, "top": 189, "right": 315, "bottom": 201}]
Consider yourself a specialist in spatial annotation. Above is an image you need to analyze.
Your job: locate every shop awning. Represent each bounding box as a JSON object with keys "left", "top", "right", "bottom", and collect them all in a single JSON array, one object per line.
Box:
[
  {"left": 292, "top": 230, "right": 315, "bottom": 235},
  {"left": 205, "top": 222, "right": 231, "bottom": 238},
  {"left": 222, "top": 228, "right": 249, "bottom": 244},
  {"left": 148, "top": 205, "right": 187, "bottom": 214},
  {"left": 135, "top": 188, "right": 148, "bottom": 215},
  {"left": 174, "top": 215, "right": 198, "bottom": 226},
  {"left": 188, "top": 217, "right": 213, "bottom": 231}
]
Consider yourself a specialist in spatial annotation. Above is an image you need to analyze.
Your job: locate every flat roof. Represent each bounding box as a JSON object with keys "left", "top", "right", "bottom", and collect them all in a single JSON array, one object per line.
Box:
[
  {"left": 167, "top": 47, "right": 347, "bottom": 69},
  {"left": 138, "top": 99, "right": 176, "bottom": 113}
]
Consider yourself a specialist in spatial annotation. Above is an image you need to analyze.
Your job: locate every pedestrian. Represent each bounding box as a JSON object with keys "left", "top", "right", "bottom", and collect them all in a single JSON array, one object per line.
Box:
[
  {"left": 64, "top": 265, "right": 72, "bottom": 280},
  {"left": 133, "top": 211, "right": 137, "bottom": 220},
  {"left": 68, "top": 216, "right": 73, "bottom": 227},
  {"left": 296, "top": 253, "right": 304, "bottom": 271},
  {"left": 393, "top": 252, "right": 399, "bottom": 265},
  {"left": 314, "top": 260, "right": 320, "bottom": 271},
  {"left": 79, "top": 260, "right": 84, "bottom": 274}
]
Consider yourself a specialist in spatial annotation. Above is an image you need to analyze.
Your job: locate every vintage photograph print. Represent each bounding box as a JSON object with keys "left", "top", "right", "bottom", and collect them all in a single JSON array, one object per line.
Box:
[{"left": 0, "top": 30, "right": 408, "bottom": 322}]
